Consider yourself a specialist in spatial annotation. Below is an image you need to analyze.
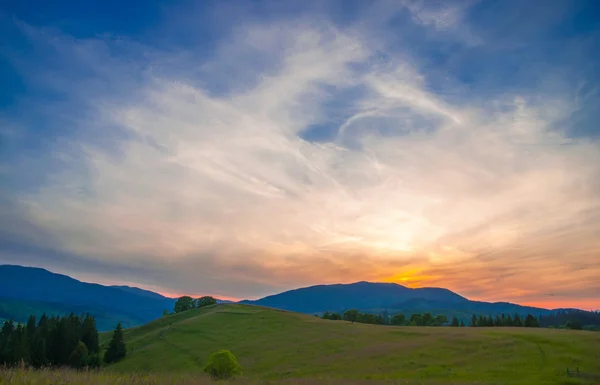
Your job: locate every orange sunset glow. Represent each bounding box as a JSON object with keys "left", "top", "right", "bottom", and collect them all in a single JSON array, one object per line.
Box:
[{"left": 1, "top": 0, "right": 599, "bottom": 313}]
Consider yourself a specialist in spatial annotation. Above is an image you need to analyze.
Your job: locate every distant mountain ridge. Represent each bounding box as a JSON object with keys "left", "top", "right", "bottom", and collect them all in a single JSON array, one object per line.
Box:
[
  {"left": 1, "top": 265, "right": 590, "bottom": 330},
  {"left": 0, "top": 265, "right": 177, "bottom": 330},
  {"left": 240, "top": 281, "right": 566, "bottom": 319},
  {"left": 240, "top": 281, "right": 468, "bottom": 314}
]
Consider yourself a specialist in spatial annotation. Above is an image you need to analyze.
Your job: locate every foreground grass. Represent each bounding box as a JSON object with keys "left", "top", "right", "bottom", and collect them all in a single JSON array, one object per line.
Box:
[
  {"left": 95, "top": 304, "right": 600, "bottom": 384},
  {"left": 4, "top": 368, "right": 591, "bottom": 385}
]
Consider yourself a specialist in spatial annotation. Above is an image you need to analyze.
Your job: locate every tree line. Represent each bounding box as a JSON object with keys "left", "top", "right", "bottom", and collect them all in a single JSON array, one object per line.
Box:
[
  {"left": 0, "top": 313, "right": 126, "bottom": 368},
  {"left": 172, "top": 296, "right": 217, "bottom": 313},
  {"left": 321, "top": 310, "right": 544, "bottom": 328},
  {"left": 321, "top": 310, "right": 450, "bottom": 326},
  {"left": 539, "top": 309, "right": 600, "bottom": 331},
  {"left": 466, "top": 313, "right": 539, "bottom": 327}
]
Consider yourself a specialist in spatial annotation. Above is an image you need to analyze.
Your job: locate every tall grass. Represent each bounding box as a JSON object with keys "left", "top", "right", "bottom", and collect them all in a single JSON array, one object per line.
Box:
[{"left": 0, "top": 367, "right": 519, "bottom": 385}]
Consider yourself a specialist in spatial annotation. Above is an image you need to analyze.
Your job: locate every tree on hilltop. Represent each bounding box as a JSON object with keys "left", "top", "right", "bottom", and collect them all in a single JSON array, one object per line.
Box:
[
  {"left": 174, "top": 296, "right": 195, "bottom": 313},
  {"left": 197, "top": 296, "right": 218, "bottom": 308}
]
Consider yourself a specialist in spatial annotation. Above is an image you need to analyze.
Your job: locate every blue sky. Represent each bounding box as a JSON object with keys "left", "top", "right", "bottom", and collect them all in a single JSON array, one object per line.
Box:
[{"left": 1, "top": 0, "right": 599, "bottom": 308}]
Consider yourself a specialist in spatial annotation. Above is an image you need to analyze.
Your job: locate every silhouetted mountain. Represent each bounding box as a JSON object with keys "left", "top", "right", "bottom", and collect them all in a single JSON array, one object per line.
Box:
[
  {"left": 239, "top": 281, "right": 580, "bottom": 320},
  {"left": 241, "top": 281, "right": 468, "bottom": 314},
  {"left": 0, "top": 265, "right": 176, "bottom": 330}
]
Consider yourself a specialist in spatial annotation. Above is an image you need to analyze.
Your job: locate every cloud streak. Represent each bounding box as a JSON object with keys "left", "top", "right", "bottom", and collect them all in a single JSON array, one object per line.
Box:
[{"left": 1, "top": 1, "right": 599, "bottom": 309}]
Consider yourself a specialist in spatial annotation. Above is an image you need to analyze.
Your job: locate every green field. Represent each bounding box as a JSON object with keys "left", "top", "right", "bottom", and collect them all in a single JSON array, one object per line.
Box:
[{"left": 87, "top": 304, "right": 600, "bottom": 384}]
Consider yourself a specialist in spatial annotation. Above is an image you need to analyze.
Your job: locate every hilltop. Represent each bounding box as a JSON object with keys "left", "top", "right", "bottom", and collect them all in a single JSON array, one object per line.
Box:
[{"left": 101, "top": 303, "right": 600, "bottom": 383}]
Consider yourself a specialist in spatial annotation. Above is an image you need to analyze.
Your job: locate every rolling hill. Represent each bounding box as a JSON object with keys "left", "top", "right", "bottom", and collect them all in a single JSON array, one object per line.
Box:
[{"left": 100, "top": 303, "right": 600, "bottom": 383}]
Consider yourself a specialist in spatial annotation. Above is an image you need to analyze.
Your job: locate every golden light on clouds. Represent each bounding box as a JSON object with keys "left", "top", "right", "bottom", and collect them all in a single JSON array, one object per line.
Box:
[{"left": 1, "top": 1, "right": 599, "bottom": 311}]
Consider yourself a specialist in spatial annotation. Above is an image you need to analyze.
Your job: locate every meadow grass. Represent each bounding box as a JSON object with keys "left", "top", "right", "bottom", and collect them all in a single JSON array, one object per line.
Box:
[
  {"left": 94, "top": 304, "right": 600, "bottom": 384},
  {"left": 6, "top": 304, "right": 597, "bottom": 384}
]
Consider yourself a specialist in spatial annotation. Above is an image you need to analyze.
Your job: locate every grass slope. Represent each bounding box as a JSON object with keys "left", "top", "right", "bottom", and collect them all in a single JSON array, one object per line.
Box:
[{"left": 99, "top": 304, "right": 600, "bottom": 384}]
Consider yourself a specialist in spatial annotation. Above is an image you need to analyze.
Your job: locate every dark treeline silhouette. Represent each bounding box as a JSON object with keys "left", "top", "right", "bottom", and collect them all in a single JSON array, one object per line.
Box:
[
  {"left": 321, "top": 310, "right": 547, "bottom": 328},
  {"left": 321, "top": 310, "right": 450, "bottom": 326},
  {"left": 539, "top": 309, "right": 600, "bottom": 331},
  {"left": 468, "top": 313, "right": 540, "bottom": 327},
  {"left": 0, "top": 313, "right": 100, "bottom": 368},
  {"left": 0, "top": 313, "right": 127, "bottom": 368}
]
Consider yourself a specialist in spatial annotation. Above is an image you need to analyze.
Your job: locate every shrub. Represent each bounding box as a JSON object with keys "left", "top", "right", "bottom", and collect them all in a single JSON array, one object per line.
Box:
[
  {"left": 203, "top": 349, "right": 242, "bottom": 380},
  {"left": 68, "top": 341, "right": 89, "bottom": 369}
]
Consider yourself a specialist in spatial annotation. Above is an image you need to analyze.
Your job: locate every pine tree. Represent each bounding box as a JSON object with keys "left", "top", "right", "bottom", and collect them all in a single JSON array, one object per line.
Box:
[
  {"left": 81, "top": 314, "right": 99, "bottom": 354},
  {"left": 26, "top": 315, "right": 37, "bottom": 337},
  {"left": 514, "top": 313, "right": 523, "bottom": 327},
  {"left": 104, "top": 323, "right": 126, "bottom": 364},
  {"left": 30, "top": 329, "right": 48, "bottom": 368},
  {"left": 0, "top": 320, "right": 15, "bottom": 365},
  {"left": 460, "top": 320, "right": 465, "bottom": 327},
  {"left": 470, "top": 314, "right": 478, "bottom": 327},
  {"left": 451, "top": 316, "right": 459, "bottom": 327}
]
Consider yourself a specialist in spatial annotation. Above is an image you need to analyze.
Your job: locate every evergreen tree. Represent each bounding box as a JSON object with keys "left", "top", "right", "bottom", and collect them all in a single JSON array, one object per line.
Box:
[
  {"left": 451, "top": 316, "right": 460, "bottom": 327},
  {"left": 477, "top": 315, "right": 485, "bottom": 327},
  {"left": 322, "top": 311, "right": 331, "bottom": 320},
  {"left": 506, "top": 314, "right": 514, "bottom": 326},
  {"left": 81, "top": 314, "right": 99, "bottom": 354},
  {"left": 26, "top": 315, "right": 37, "bottom": 337},
  {"left": 524, "top": 314, "right": 540, "bottom": 328},
  {"left": 514, "top": 313, "right": 523, "bottom": 327},
  {"left": 460, "top": 320, "right": 465, "bottom": 327},
  {"left": 471, "top": 314, "right": 478, "bottom": 327},
  {"left": 0, "top": 320, "right": 16, "bottom": 365},
  {"left": 29, "top": 329, "right": 48, "bottom": 367},
  {"left": 104, "top": 323, "right": 126, "bottom": 364}
]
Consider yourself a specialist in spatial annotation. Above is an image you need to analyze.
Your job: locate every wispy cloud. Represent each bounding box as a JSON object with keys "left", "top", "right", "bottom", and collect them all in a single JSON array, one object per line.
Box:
[{"left": 1, "top": 1, "right": 599, "bottom": 308}]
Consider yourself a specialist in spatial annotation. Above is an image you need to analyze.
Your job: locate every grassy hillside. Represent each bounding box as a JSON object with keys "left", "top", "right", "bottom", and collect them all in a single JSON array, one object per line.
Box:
[{"left": 98, "top": 304, "right": 599, "bottom": 384}]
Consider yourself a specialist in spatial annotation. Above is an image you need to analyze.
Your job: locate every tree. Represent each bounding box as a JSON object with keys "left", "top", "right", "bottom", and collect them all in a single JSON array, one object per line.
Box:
[
  {"left": 460, "top": 320, "right": 465, "bottom": 327},
  {"left": 29, "top": 330, "right": 48, "bottom": 367},
  {"left": 524, "top": 314, "right": 540, "bottom": 328},
  {"left": 104, "top": 323, "right": 126, "bottom": 364},
  {"left": 81, "top": 314, "right": 99, "bottom": 354},
  {"left": 174, "top": 296, "right": 195, "bottom": 313},
  {"left": 391, "top": 313, "right": 406, "bottom": 326},
  {"left": 162, "top": 309, "right": 169, "bottom": 317},
  {"left": 26, "top": 315, "right": 37, "bottom": 337},
  {"left": 329, "top": 312, "right": 342, "bottom": 320},
  {"left": 204, "top": 349, "right": 242, "bottom": 380},
  {"left": 434, "top": 315, "right": 448, "bottom": 326},
  {"left": 514, "top": 313, "right": 523, "bottom": 327},
  {"left": 0, "top": 320, "right": 15, "bottom": 364},
  {"left": 343, "top": 309, "right": 359, "bottom": 323},
  {"left": 196, "top": 296, "right": 218, "bottom": 308},
  {"left": 11, "top": 324, "right": 30, "bottom": 365},
  {"left": 68, "top": 341, "right": 89, "bottom": 369},
  {"left": 322, "top": 311, "right": 331, "bottom": 320},
  {"left": 451, "top": 316, "right": 459, "bottom": 327},
  {"left": 470, "top": 315, "right": 478, "bottom": 327}
]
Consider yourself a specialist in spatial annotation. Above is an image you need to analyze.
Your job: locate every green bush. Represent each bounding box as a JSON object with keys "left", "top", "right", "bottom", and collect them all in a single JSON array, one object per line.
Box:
[
  {"left": 203, "top": 349, "right": 242, "bottom": 380},
  {"left": 68, "top": 341, "right": 89, "bottom": 369}
]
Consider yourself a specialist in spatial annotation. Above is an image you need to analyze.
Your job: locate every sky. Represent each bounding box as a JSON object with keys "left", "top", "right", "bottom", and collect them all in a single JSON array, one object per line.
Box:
[{"left": 1, "top": 0, "right": 599, "bottom": 310}]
